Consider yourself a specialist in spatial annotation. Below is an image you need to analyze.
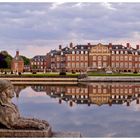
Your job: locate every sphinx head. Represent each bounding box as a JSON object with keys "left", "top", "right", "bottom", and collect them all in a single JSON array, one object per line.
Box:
[{"left": 0, "top": 80, "right": 14, "bottom": 104}]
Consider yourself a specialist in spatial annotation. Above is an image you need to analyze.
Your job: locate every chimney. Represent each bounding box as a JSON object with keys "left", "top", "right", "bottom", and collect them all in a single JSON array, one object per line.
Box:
[
  {"left": 109, "top": 43, "right": 112, "bottom": 49},
  {"left": 16, "top": 50, "right": 19, "bottom": 56},
  {"left": 126, "top": 43, "right": 130, "bottom": 48},
  {"left": 59, "top": 45, "right": 62, "bottom": 50},
  {"left": 87, "top": 43, "right": 91, "bottom": 49},
  {"left": 70, "top": 42, "right": 73, "bottom": 48},
  {"left": 88, "top": 43, "right": 91, "bottom": 46},
  {"left": 136, "top": 45, "right": 139, "bottom": 50}
]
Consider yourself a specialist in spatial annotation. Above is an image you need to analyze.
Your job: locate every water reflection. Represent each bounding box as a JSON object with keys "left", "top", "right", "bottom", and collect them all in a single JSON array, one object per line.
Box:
[
  {"left": 13, "top": 83, "right": 140, "bottom": 137},
  {"left": 18, "top": 83, "right": 140, "bottom": 107}
]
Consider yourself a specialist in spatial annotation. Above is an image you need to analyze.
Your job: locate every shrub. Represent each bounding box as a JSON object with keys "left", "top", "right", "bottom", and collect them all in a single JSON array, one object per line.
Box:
[
  {"left": 32, "top": 71, "right": 37, "bottom": 74},
  {"left": 59, "top": 72, "right": 66, "bottom": 75},
  {"left": 133, "top": 71, "right": 138, "bottom": 74},
  {"left": 18, "top": 72, "right": 21, "bottom": 76},
  {"left": 72, "top": 70, "right": 75, "bottom": 74}
]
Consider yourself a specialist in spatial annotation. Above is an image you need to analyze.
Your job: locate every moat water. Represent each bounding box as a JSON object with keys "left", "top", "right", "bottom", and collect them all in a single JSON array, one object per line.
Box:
[{"left": 12, "top": 82, "right": 140, "bottom": 137}]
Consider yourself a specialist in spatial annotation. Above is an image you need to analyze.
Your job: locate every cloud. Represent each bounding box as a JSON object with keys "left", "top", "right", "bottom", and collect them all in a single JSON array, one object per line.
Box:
[{"left": 0, "top": 3, "right": 140, "bottom": 57}]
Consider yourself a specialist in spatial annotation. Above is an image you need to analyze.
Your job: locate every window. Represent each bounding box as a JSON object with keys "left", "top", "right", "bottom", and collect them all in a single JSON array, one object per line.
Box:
[
  {"left": 72, "top": 63, "right": 75, "bottom": 68},
  {"left": 103, "top": 62, "right": 107, "bottom": 67},
  {"left": 125, "top": 56, "right": 128, "bottom": 60},
  {"left": 103, "top": 89, "right": 107, "bottom": 93},
  {"left": 129, "top": 56, "right": 132, "bottom": 61},
  {"left": 85, "top": 56, "right": 88, "bottom": 61},
  {"left": 112, "top": 63, "right": 115, "bottom": 67},
  {"left": 112, "top": 51, "right": 114, "bottom": 54},
  {"left": 129, "top": 62, "right": 132, "bottom": 68},
  {"left": 76, "top": 63, "right": 79, "bottom": 68},
  {"left": 112, "top": 56, "right": 115, "bottom": 61},
  {"left": 67, "top": 63, "right": 71, "bottom": 67},
  {"left": 92, "top": 62, "right": 96, "bottom": 67},
  {"left": 93, "top": 88, "right": 96, "bottom": 93},
  {"left": 116, "top": 63, "right": 119, "bottom": 67},
  {"left": 98, "top": 56, "right": 102, "bottom": 60},
  {"left": 81, "top": 51, "right": 84, "bottom": 54},
  {"left": 116, "top": 51, "right": 119, "bottom": 54},
  {"left": 81, "top": 56, "right": 84, "bottom": 61},
  {"left": 125, "top": 51, "right": 127, "bottom": 54},
  {"left": 76, "top": 56, "right": 79, "bottom": 61},
  {"left": 121, "top": 51, "right": 123, "bottom": 54},
  {"left": 135, "top": 63, "right": 138, "bottom": 68},
  {"left": 57, "top": 63, "right": 60, "bottom": 68},
  {"left": 85, "top": 51, "right": 88, "bottom": 54},
  {"left": 120, "top": 56, "right": 123, "bottom": 61},
  {"left": 116, "top": 56, "right": 119, "bottom": 61},
  {"left": 72, "top": 56, "right": 75, "bottom": 61},
  {"left": 103, "top": 56, "right": 107, "bottom": 61},
  {"left": 93, "top": 56, "right": 96, "bottom": 61},
  {"left": 85, "top": 63, "right": 88, "bottom": 67},
  {"left": 67, "top": 56, "right": 71, "bottom": 61},
  {"left": 125, "top": 63, "right": 128, "bottom": 68},
  {"left": 76, "top": 51, "right": 79, "bottom": 54},
  {"left": 57, "top": 57, "right": 60, "bottom": 61},
  {"left": 120, "top": 62, "right": 123, "bottom": 68},
  {"left": 135, "top": 57, "right": 138, "bottom": 61},
  {"left": 81, "top": 62, "right": 84, "bottom": 67}
]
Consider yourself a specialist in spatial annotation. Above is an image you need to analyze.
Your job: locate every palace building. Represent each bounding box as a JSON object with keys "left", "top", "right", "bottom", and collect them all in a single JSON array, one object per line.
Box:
[{"left": 46, "top": 42, "right": 140, "bottom": 73}]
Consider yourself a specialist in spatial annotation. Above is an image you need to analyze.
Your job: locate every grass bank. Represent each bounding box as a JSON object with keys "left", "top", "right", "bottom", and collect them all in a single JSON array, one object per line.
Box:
[
  {"left": 88, "top": 72, "right": 140, "bottom": 76},
  {"left": 0, "top": 73, "right": 80, "bottom": 78}
]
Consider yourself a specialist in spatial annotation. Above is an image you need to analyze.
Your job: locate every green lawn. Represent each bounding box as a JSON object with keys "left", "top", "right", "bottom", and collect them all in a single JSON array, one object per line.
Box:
[
  {"left": 0, "top": 72, "right": 80, "bottom": 77},
  {"left": 88, "top": 72, "right": 140, "bottom": 76}
]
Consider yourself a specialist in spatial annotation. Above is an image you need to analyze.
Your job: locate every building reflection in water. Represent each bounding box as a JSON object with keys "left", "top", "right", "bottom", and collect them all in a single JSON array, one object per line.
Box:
[{"left": 14, "top": 83, "right": 139, "bottom": 107}]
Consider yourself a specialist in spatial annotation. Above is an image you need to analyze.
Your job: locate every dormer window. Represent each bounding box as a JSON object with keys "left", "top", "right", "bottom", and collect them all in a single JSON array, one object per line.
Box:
[
  {"left": 61, "top": 52, "right": 63, "bottom": 55},
  {"left": 76, "top": 51, "right": 79, "bottom": 54},
  {"left": 121, "top": 51, "right": 123, "bottom": 54},
  {"left": 85, "top": 51, "right": 88, "bottom": 54},
  {"left": 81, "top": 51, "right": 83, "bottom": 54},
  {"left": 116, "top": 51, "right": 119, "bottom": 54},
  {"left": 51, "top": 53, "right": 53, "bottom": 56},
  {"left": 72, "top": 51, "right": 75, "bottom": 54},
  {"left": 112, "top": 51, "right": 114, "bottom": 54},
  {"left": 81, "top": 46, "right": 84, "bottom": 49},
  {"left": 125, "top": 51, "right": 127, "bottom": 54}
]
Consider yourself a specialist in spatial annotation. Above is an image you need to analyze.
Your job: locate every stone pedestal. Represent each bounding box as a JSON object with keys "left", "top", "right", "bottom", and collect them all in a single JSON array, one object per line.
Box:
[{"left": 0, "top": 126, "right": 52, "bottom": 137}]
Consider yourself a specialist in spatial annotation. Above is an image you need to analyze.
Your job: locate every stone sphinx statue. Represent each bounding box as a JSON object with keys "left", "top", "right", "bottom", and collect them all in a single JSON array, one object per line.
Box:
[{"left": 0, "top": 80, "right": 50, "bottom": 130}]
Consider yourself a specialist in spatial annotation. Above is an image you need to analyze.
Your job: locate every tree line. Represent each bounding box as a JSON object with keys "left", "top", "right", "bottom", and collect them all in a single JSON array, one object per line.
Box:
[{"left": 0, "top": 51, "right": 30, "bottom": 69}]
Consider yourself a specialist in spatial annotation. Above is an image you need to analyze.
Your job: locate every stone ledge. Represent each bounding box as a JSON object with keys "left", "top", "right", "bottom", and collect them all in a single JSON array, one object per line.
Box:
[
  {"left": 0, "top": 127, "right": 52, "bottom": 137},
  {"left": 53, "top": 131, "right": 81, "bottom": 138}
]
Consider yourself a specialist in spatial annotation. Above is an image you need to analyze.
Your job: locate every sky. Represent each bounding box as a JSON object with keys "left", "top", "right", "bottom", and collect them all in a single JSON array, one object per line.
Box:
[{"left": 1, "top": 2, "right": 140, "bottom": 58}]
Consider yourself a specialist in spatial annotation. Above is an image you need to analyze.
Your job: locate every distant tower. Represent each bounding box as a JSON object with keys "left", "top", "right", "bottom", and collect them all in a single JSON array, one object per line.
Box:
[{"left": 11, "top": 50, "right": 24, "bottom": 74}]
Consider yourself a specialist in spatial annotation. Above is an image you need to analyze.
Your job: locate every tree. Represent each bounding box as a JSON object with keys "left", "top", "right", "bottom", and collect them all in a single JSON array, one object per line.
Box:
[
  {"left": 0, "top": 51, "right": 12, "bottom": 69},
  {"left": 20, "top": 56, "right": 30, "bottom": 65}
]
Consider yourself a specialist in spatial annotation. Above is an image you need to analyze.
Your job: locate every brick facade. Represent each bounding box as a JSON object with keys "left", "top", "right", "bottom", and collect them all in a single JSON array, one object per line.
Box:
[
  {"left": 47, "top": 42, "right": 140, "bottom": 73},
  {"left": 11, "top": 51, "right": 24, "bottom": 73},
  {"left": 30, "top": 55, "right": 46, "bottom": 72}
]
